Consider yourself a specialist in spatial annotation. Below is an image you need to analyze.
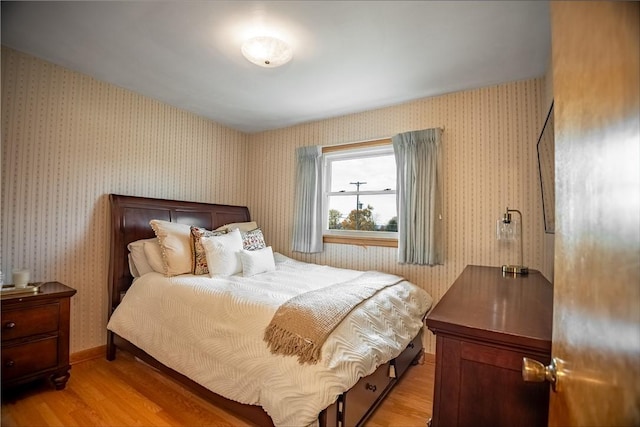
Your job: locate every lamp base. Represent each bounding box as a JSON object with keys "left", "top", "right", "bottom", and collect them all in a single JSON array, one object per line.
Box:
[{"left": 502, "top": 265, "right": 529, "bottom": 275}]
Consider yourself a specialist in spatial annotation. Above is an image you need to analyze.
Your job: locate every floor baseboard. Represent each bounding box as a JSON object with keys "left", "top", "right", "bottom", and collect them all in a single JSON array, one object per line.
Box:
[{"left": 70, "top": 345, "right": 106, "bottom": 365}]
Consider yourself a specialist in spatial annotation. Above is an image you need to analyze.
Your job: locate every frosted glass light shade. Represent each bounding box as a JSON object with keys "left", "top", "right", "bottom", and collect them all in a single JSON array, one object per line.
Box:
[{"left": 241, "top": 36, "right": 293, "bottom": 68}]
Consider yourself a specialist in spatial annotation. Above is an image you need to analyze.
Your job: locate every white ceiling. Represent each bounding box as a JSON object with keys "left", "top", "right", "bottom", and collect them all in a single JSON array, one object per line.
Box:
[{"left": 1, "top": 1, "right": 550, "bottom": 133}]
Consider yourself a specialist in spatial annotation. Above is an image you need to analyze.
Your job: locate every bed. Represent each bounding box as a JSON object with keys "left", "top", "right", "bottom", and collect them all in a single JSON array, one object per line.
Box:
[{"left": 106, "top": 194, "right": 432, "bottom": 427}]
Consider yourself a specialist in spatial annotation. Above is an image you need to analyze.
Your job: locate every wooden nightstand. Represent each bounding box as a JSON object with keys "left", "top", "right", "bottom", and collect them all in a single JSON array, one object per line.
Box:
[
  {"left": 426, "top": 265, "right": 553, "bottom": 427},
  {"left": 1, "top": 282, "right": 76, "bottom": 390}
]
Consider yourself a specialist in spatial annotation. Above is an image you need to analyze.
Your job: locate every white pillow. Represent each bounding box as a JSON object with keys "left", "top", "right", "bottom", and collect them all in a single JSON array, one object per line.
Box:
[
  {"left": 149, "top": 219, "right": 193, "bottom": 276},
  {"left": 128, "top": 254, "right": 140, "bottom": 278},
  {"left": 215, "top": 221, "right": 258, "bottom": 233},
  {"left": 127, "top": 238, "right": 157, "bottom": 277},
  {"left": 201, "top": 228, "right": 243, "bottom": 277},
  {"left": 190, "top": 226, "right": 227, "bottom": 275},
  {"left": 240, "top": 246, "right": 276, "bottom": 277},
  {"left": 143, "top": 239, "right": 165, "bottom": 273}
]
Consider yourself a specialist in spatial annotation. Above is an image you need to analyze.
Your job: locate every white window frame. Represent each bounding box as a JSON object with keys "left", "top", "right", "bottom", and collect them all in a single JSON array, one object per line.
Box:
[{"left": 322, "top": 141, "right": 398, "bottom": 242}]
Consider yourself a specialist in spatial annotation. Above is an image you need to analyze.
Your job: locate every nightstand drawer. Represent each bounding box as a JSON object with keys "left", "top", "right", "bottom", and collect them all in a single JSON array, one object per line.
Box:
[
  {"left": 2, "top": 337, "right": 59, "bottom": 380},
  {"left": 1, "top": 303, "right": 59, "bottom": 341}
]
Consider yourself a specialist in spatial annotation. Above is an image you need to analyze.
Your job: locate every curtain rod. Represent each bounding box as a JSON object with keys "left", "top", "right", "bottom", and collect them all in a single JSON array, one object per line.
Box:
[{"left": 321, "top": 127, "right": 444, "bottom": 153}]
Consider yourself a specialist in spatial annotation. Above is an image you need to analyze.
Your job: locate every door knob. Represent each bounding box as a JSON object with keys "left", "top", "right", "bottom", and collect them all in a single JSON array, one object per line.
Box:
[{"left": 522, "top": 357, "right": 561, "bottom": 392}]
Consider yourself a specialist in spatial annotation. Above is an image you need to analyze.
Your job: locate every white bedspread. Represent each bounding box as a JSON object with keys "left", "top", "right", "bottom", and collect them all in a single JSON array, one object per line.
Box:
[{"left": 107, "top": 253, "right": 432, "bottom": 426}]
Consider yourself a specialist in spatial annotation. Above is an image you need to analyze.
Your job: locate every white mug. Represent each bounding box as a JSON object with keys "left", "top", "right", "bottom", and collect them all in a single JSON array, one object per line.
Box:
[{"left": 12, "top": 269, "right": 30, "bottom": 288}]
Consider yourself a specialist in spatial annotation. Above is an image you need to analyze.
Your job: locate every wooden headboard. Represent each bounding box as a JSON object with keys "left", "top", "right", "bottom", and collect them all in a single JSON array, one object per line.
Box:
[{"left": 108, "top": 194, "right": 251, "bottom": 316}]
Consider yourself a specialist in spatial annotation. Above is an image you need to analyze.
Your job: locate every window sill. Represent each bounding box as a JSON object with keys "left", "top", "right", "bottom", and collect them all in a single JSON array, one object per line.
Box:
[{"left": 323, "top": 235, "right": 398, "bottom": 248}]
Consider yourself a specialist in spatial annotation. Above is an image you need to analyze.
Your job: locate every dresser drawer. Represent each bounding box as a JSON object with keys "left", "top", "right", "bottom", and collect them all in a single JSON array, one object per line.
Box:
[
  {"left": 343, "top": 362, "right": 393, "bottom": 426},
  {"left": 392, "top": 332, "right": 423, "bottom": 379},
  {"left": 1, "top": 336, "right": 59, "bottom": 380},
  {"left": 1, "top": 303, "right": 59, "bottom": 341}
]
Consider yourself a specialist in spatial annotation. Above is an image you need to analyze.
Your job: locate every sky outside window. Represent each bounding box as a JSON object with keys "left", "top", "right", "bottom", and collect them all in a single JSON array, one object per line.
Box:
[{"left": 329, "top": 154, "right": 397, "bottom": 226}]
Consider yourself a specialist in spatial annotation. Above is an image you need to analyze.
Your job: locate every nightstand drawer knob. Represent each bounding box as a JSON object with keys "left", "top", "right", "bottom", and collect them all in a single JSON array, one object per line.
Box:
[
  {"left": 365, "top": 382, "right": 377, "bottom": 392},
  {"left": 4, "top": 321, "right": 16, "bottom": 329},
  {"left": 5, "top": 360, "right": 15, "bottom": 368}
]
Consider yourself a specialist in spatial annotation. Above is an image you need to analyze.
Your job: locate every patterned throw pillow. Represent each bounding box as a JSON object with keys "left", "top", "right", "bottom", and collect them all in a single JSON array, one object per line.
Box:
[
  {"left": 242, "top": 228, "right": 267, "bottom": 251},
  {"left": 190, "top": 226, "right": 227, "bottom": 275}
]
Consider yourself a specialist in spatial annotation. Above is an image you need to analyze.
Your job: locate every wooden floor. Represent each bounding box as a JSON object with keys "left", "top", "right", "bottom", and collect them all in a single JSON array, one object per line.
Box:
[{"left": 1, "top": 351, "right": 435, "bottom": 427}]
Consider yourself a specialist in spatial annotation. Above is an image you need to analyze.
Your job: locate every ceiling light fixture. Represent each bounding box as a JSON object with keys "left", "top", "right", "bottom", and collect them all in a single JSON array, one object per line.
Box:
[{"left": 241, "top": 36, "right": 293, "bottom": 68}]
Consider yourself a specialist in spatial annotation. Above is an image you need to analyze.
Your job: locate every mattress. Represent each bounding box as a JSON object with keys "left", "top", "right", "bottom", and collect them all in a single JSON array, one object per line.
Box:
[{"left": 107, "top": 253, "right": 432, "bottom": 426}]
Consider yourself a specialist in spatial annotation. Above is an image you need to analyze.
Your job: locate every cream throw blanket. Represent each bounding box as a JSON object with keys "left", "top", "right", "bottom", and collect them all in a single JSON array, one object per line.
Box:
[{"left": 264, "top": 271, "right": 403, "bottom": 364}]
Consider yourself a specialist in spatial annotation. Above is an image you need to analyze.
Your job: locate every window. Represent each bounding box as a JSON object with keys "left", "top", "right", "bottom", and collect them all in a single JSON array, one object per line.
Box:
[{"left": 323, "top": 140, "right": 397, "bottom": 245}]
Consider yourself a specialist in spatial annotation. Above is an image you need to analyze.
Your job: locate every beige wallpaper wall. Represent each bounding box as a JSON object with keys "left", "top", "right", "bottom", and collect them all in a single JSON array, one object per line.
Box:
[
  {"left": 1, "top": 47, "right": 249, "bottom": 353},
  {"left": 246, "top": 78, "right": 552, "bottom": 354},
  {"left": 2, "top": 46, "right": 552, "bottom": 356}
]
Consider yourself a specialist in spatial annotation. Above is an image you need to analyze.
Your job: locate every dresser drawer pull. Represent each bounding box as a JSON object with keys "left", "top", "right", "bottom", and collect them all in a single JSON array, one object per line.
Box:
[
  {"left": 365, "top": 382, "right": 377, "bottom": 392},
  {"left": 407, "top": 342, "right": 415, "bottom": 349},
  {"left": 5, "top": 359, "right": 15, "bottom": 368},
  {"left": 4, "top": 321, "right": 16, "bottom": 329}
]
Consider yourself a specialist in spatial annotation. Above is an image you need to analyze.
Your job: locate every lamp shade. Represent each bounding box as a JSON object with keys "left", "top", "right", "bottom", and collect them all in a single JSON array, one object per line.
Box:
[{"left": 241, "top": 36, "right": 293, "bottom": 68}]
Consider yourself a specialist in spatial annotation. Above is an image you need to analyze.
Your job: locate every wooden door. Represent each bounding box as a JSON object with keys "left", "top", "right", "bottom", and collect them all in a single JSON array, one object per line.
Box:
[{"left": 549, "top": 2, "right": 639, "bottom": 425}]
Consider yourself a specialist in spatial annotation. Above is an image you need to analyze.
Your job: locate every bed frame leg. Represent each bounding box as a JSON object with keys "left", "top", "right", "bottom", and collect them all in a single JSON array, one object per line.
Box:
[
  {"left": 412, "top": 348, "right": 425, "bottom": 365},
  {"left": 106, "top": 331, "right": 116, "bottom": 361}
]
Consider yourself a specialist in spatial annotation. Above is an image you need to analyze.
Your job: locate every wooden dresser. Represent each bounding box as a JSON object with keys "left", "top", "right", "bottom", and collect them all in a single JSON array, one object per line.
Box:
[
  {"left": 1, "top": 282, "right": 77, "bottom": 390},
  {"left": 426, "top": 265, "right": 553, "bottom": 427}
]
